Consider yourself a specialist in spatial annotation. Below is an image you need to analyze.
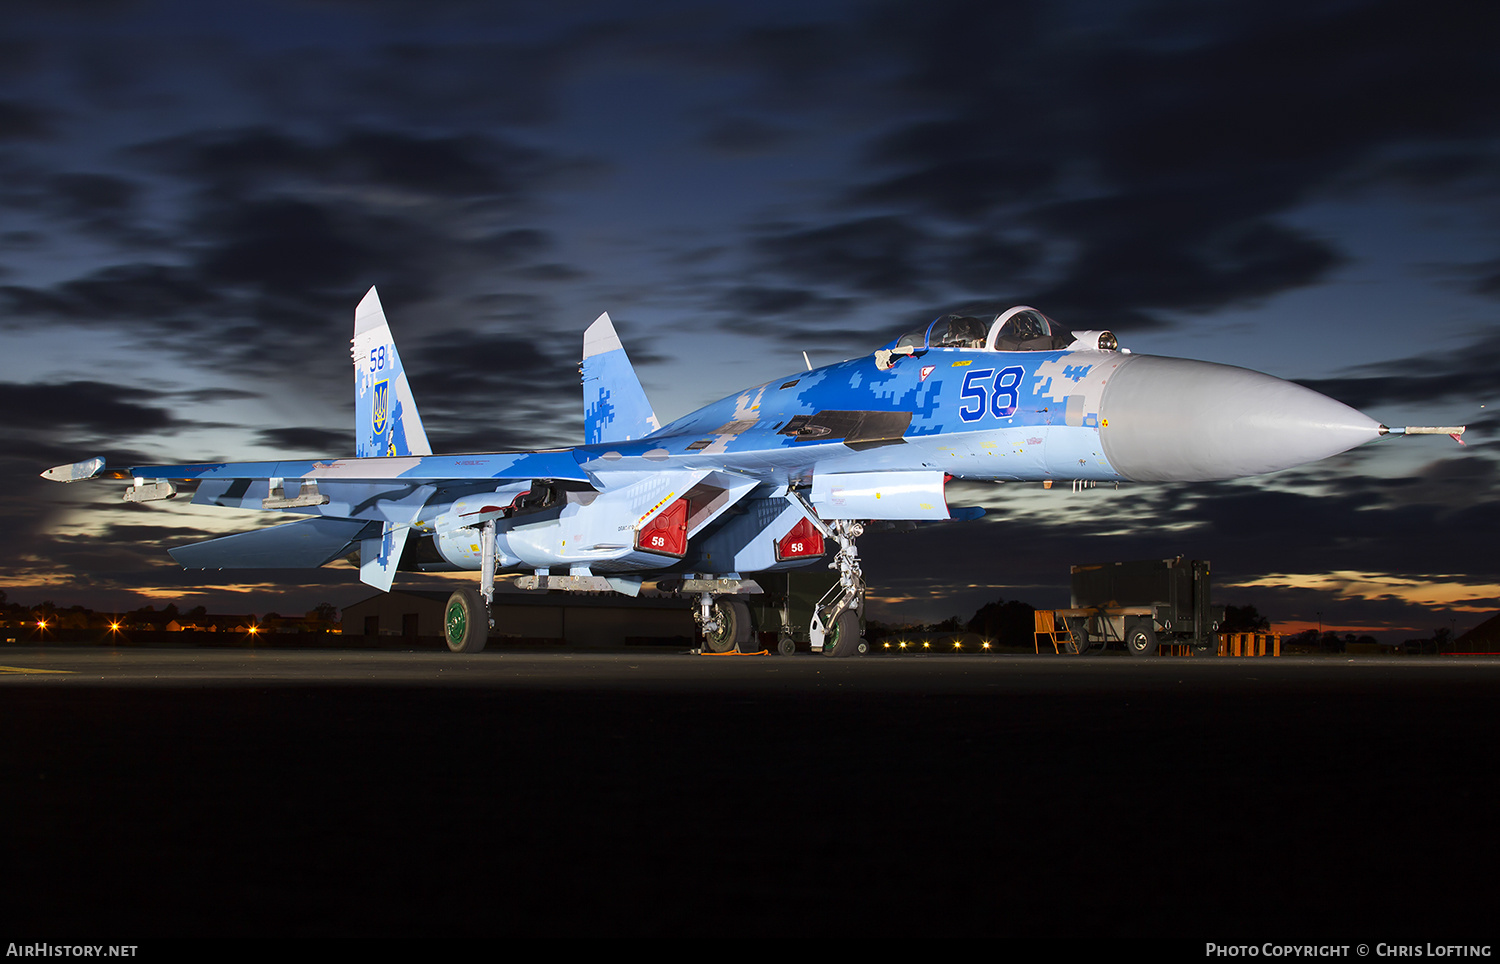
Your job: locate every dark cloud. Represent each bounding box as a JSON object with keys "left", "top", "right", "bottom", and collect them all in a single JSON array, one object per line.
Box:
[
  {"left": 338, "top": 32, "right": 617, "bottom": 129},
  {"left": 407, "top": 332, "right": 575, "bottom": 398},
  {"left": 0, "top": 380, "right": 184, "bottom": 435},
  {"left": 1299, "top": 331, "right": 1500, "bottom": 409},
  {"left": 405, "top": 331, "right": 583, "bottom": 452},
  {"left": 1034, "top": 215, "right": 1343, "bottom": 324},
  {"left": 0, "top": 120, "right": 593, "bottom": 372},
  {"left": 1470, "top": 259, "right": 1500, "bottom": 299},
  {"left": 851, "top": 125, "right": 1059, "bottom": 220},
  {"left": 47, "top": 171, "right": 136, "bottom": 214},
  {"left": 0, "top": 98, "right": 54, "bottom": 140},
  {"left": 137, "top": 126, "right": 559, "bottom": 202},
  {"left": 100, "top": 522, "right": 218, "bottom": 550},
  {"left": 197, "top": 198, "right": 373, "bottom": 295},
  {"left": 714, "top": 284, "right": 857, "bottom": 320},
  {"left": 751, "top": 216, "right": 933, "bottom": 297},
  {"left": 725, "top": 218, "right": 1042, "bottom": 336},
  {"left": 255, "top": 427, "right": 348, "bottom": 455},
  {"left": 516, "top": 263, "right": 586, "bottom": 282},
  {"left": 0, "top": 263, "right": 226, "bottom": 338},
  {"left": 698, "top": 117, "right": 796, "bottom": 154},
  {"left": 717, "top": 0, "right": 1500, "bottom": 327},
  {"left": 726, "top": 21, "right": 856, "bottom": 107},
  {"left": 172, "top": 388, "right": 261, "bottom": 404},
  {"left": 125, "top": 125, "right": 588, "bottom": 321}
]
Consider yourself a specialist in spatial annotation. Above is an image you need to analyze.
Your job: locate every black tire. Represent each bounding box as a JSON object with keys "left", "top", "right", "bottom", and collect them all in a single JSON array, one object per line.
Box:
[
  {"left": 730, "top": 601, "right": 759, "bottom": 653},
  {"left": 824, "top": 609, "right": 867, "bottom": 658},
  {"left": 1066, "top": 617, "right": 1093, "bottom": 656},
  {"left": 1125, "top": 617, "right": 1158, "bottom": 657},
  {"left": 777, "top": 634, "right": 797, "bottom": 656},
  {"left": 703, "top": 597, "right": 750, "bottom": 653},
  {"left": 444, "top": 588, "right": 487, "bottom": 653}
]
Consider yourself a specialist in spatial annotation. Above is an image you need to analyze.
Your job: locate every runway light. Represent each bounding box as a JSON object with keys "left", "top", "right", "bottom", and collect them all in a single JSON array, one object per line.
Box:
[
  {"left": 922, "top": 641, "right": 930, "bottom": 651},
  {"left": 981, "top": 640, "right": 992, "bottom": 651},
  {"left": 952, "top": 640, "right": 962, "bottom": 651}
]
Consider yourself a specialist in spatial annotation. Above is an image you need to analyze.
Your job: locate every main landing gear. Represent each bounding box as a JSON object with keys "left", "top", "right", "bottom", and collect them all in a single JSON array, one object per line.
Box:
[
  {"left": 445, "top": 520, "right": 495, "bottom": 653},
  {"left": 444, "top": 587, "right": 487, "bottom": 653},
  {"left": 697, "top": 595, "right": 752, "bottom": 654},
  {"left": 689, "top": 519, "right": 868, "bottom": 657}
]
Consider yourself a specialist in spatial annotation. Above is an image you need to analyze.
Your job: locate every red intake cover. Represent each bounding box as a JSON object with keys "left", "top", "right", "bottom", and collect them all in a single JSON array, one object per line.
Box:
[
  {"left": 635, "top": 499, "right": 688, "bottom": 557},
  {"left": 775, "top": 516, "right": 825, "bottom": 562}
]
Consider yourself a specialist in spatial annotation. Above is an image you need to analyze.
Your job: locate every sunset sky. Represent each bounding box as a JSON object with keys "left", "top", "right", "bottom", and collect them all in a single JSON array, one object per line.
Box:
[{"left": 3, "top": 0, "right": 1498, "bottom": 638}]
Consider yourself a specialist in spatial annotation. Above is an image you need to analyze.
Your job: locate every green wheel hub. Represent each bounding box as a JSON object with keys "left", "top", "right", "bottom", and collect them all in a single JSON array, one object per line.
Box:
[{"left": 445, "top": 598, "right": 468, "bottom": 646}]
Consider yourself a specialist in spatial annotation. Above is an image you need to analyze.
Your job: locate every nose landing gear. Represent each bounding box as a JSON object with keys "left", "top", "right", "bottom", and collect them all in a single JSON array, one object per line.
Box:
[{"left": 810, "top": 520, "right": 867, "bottom": 657}]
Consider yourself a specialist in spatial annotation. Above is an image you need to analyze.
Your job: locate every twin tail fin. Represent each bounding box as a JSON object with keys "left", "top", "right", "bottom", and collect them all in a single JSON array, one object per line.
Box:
[
  {"left": 581, "top": 312, "right": 660, "bottom": 446},
  {"left": 351, "top": 287, "right": 432, "bottom": 458}
]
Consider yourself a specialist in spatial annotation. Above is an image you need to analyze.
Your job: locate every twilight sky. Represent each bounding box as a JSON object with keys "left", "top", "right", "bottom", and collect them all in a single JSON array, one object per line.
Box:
[{"left": 3, "top": 0, "right": 1498, "bottom": 638}]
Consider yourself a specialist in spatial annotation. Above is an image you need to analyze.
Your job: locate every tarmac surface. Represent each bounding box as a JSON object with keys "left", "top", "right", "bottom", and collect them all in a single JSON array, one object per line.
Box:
[{"left": 2, "top": 646, "right": 1497, "bottom": 938}]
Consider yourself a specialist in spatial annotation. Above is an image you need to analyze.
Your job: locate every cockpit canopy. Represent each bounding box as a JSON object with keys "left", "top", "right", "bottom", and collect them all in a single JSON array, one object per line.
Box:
[{"left": 892, "top": 306, "right": 1076, "bottom": 353}]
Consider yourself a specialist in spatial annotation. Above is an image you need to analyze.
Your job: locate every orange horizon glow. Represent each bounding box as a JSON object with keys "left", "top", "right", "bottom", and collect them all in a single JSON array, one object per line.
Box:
[{"left": 1269, "top": 621, "right": 1425, "bottom": 638}]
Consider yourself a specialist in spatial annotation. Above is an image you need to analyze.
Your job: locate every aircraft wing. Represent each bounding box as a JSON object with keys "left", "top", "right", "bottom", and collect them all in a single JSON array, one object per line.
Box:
[
  {"left": 120, "top": 450, "right": 590, "bottom": 484},
  {"left": 44, "top": 449, "right": 594, "bottom": 593}
]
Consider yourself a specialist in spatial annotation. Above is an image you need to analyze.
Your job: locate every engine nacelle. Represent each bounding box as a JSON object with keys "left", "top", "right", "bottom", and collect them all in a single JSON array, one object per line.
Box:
[{"left": 684, "top": 496, "right": 828, "bottom": 573}]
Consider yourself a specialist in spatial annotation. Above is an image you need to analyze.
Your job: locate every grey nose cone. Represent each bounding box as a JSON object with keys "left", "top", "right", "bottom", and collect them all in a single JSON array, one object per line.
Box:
[{"left": 1098, "top": 355, "right": 1383, "bottom": 483}]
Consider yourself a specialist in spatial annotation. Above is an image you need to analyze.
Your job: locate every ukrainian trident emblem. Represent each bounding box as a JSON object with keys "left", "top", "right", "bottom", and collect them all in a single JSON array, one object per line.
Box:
[{"left": 372, "top": 380, "right": 389, "bottom": 436}]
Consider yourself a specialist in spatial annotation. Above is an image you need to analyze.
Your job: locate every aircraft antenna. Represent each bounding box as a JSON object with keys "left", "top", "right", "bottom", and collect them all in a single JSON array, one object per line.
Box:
[{"left": 803, "top": 351, "right": 813, "bottom": 371}]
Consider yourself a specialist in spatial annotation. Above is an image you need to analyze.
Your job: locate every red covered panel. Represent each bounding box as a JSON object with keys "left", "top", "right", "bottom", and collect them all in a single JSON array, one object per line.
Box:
[
  {"left": 775, "top": 516, "right": 825, "bottom": 562},
  {"left": 635, "top": 498, "right": 688, "bottom": 557}
]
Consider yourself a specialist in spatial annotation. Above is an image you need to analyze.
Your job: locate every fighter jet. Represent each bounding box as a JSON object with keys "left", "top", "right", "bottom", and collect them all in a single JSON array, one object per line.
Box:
[{"left": 43, "top": 289, "right": 1463, "bottom": 655}]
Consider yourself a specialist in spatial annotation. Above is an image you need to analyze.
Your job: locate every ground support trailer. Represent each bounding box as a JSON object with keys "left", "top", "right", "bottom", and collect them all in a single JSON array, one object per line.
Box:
[{"left": 1063, "top": 558, "right": 1220, "bottom": 657}]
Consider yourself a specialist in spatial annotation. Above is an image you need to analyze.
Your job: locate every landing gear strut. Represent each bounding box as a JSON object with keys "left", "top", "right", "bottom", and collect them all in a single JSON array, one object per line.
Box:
[{"left": 811, "top": 519, "right": 867, "bottom": 657}]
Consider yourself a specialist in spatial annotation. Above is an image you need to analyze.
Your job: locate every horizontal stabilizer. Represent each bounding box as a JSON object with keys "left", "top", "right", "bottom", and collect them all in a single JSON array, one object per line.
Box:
[{"left": 169, "top": 517, "right": 375, "bottom": 569}]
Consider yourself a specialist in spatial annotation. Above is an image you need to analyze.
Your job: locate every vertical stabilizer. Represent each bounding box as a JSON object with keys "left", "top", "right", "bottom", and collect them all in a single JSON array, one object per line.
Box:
[
  {"left": 582, "top": 312, "right": 660, "bottom": 445},
  {"left": 351, "top": 287, "right": 432, "bottom": 458}
]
